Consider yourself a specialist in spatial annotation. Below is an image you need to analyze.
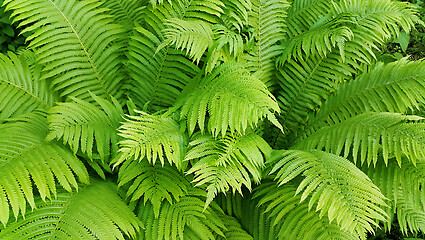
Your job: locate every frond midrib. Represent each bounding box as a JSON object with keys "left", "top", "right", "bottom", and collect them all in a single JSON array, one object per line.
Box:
[
  {"left": 48, "top": 0, "right": 109, "bottom": 98},
  {"left": 307, "top": 73, "right": 425, "bottom": 132}
]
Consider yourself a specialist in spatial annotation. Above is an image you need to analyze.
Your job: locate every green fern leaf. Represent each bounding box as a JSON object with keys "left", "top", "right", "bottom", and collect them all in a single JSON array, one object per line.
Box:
[
  {"left": 137, "top": 188, "right": 226, "bottom": 240},
  {"left": 0, "top": 180, "right": 140, "bottom": 240},
  {"left": 307, "top": 59, "right": 425, "bottom": 133},
  {"left": 216, "top": 213, "right": 253, "bottom": 240},
  {"left": 4, "top": 0, "right": 126, "bottom": 102},
  {"left": 118, "top": 160, "right": 188, "bottom": 217},
  {"left": 364, "top": 160, "right": 425, "bottom": 234},
  {"left": 254, "top": 182, "right": 367, "bottom": 240},
  {"left": 185, "top": 132, "right": 271, "bottom": 207},
  {"left": 46, "top": 93, "right": 123, "bottom": 161},
  {"left": 0, "top": 51, "right": 58, "bottom": 122},
  {"left": 0, "top": 112, "right": 89, "bottom": 226},
  {"left": 100, "top": 0, "right": 146, "bottom": 29},
  {"left": 179, "top": 62, "right": 282, "bottom": 137},
  {"left": 125, "top": 27, "right": 200, "bottom": 109},
  {"left": 116, "top": 110, "right": 186, "bottom": 169},
  {"left": 269, "top": 150, "right": 388, "bottom": 233},
  {"left": 297, "top": 112, "right": 425, "bottom": 166},
  {"left": 244, "top": 0, "right": 288, "bottom": 90},
  {"left": 158, "top": 18, "right": 214, "bottom": 63}
]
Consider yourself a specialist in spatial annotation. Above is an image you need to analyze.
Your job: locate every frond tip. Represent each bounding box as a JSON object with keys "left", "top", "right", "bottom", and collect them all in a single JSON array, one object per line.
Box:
[
  {"left": 116, "top": 110, "right": 186, "bottom": 169},
  {"left": 179, "top": 62, "right": 282, "bottom": 137},
  {"left": 269, "top": 149, "right": 388, "bottom": 233}
]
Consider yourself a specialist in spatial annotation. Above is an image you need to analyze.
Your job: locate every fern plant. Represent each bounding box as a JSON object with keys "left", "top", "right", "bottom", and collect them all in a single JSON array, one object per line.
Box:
[{"left": 1, "top": 0, "right": 425, "bottom": 239}]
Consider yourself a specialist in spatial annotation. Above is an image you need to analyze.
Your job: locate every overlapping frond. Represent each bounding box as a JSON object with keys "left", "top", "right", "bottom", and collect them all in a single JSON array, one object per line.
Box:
[
  {"left": 216, "top": 214, "right": 253, "bottom": 240},
  {"left": 364, "top": 160, "right": 425, "bottom": 234},
  {"left": 297, "top": 112, "right": 425, "bottom": 165},
  {"left": 100, "top": 0, "right": 146, "bottom": 29},
  {"left": 253, "top": 182, "right": 367, "bottom": 240},
  {"left": 276, "top": 0, "right": 421, "bottom": 131},
  {"left": 268, "top": 150, "right": 388, "bottom": 233},
  {"left": 125, "top": 27, "right": 200, "bottom": 109},
  {"left": 179, "top": 62, "right": 282, "bottom": 137},
  {"left": 185, "top": 132, "right": 271, "bottom": 206},
  {"left": 0, "top": 51, "right": 57, "bottom": 122},
  {"left": 47, "top": 94, "right": 123, "bottom": 161},
  {"left": 0, "top": 112, "right": 89, "bottom": 226},
  {"left": 137, "top": 188, "right": 226, "bottom": 240},
  {"left": 118, "top": 160, "right": 188, "bottom": 217},
  {"left": 220, "top": 0, "right": 251, "bottom": 31},
  {"left": 116, "top": 110, "right": 186, "bottom": 169},
  {"left": 0, "top": 180, "right": 140, "bottom": 240},
  {"left": 243, "top": 0, "right": 288, "bottom": 89},
  {"left": 307, "top": 59, "right": 425, "bottom": 133},
  {"left": 4, "top": 0, "right": 125, "bottom": 102},
  {"left": 283, "top": 0, "right": 331, "bottom": 39},
  {"left": 158, "top": 18, "right": 214, "bottom": 63},
  {"left": 275, "top": 52, "right": 355, "bottom": 130}
]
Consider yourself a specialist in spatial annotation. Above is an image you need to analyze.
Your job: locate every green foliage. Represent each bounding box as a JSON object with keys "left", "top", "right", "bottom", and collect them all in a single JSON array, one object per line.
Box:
[{"left": 1, "top": 0, "right": 425, "bottom": 239}]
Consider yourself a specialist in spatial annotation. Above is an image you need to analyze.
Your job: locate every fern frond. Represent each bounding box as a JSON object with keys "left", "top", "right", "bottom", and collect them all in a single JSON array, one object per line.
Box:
[
  {"left": 0, "top": 52, "right": 58, "bottom": 122},
  {"left": 216, "top": 214, "right": 253, "bottom": 240},
  {"left": 284, "top": 0, "right": 331, "bottom": 39},
  {"left": 0, "top": 180, "right": 140, "bottom": 239},
  {"left": 185, "top": 132, "right": 271, "bottom": 207},
  {"left": 4, "top": 0, "right": 126, "bottom": 102},
  {"left": 100, "top": 0, "right": 146, "bottom": 29},
  {"left": 118, "top": 160, "right": 188, "bottom": 217},
  {"left": 125, "top": 27, "right": 200, "bottom": 109},
  {"left": 307, "top": 58, "right": 425, "bottom": 133},
  {"left": 137, "top": 188, "right": 226, "bottom": 240},
  {"left": 116, "top": 110, "right": 186, "bottom": 169},
  {"left": 179, "top": 62, "right": 282, "bottom": 137},
  {"left": 158, "top": 18, "right": 214, "bottom": 63},
  {"left": 0, "top": 112, "right": 89, "bottom": 226},
  {"left": 220, "top": 0, "right": 251, "bottom": 32},
  {"left": 253, "top": 182, "right": 367, "bottom": 240},
  {"left": 364, "top": 160, "right": 425, "bottom": 234},
  {"left": 243, "top": 0, "right": 288, "bottom": 89},
  {"left": 47, "top": 94, "right": 123, "bottom": 161},
  {"left": 297, "top": 112, "right": 425, "bottom": 166},
  {"left": 205, "top": 24, "right": 244, "bottom": 73},
  {"left": 275, "top": 52, "right": 355, "bottom": 130},
  {"left": 269, "top": 149, "right": 388, "bottom": 233}
]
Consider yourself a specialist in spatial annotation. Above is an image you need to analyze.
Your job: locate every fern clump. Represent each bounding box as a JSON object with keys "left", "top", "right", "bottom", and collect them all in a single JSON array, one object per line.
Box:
[{"left": 0, "top": 0, "right": 425, "bottom": 239}]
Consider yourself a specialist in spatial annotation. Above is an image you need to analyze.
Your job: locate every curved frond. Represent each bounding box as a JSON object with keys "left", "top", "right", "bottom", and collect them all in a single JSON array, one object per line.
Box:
[
  {"left": 268, "top": 150, "right": 388, "bottom": 233},
  {"left": 118, "top": 160, "right": 188, "bottom": 217},
  {"left": 158, "top": 18, "right": 213, "bottom": 63},
  {"left": 125, "top": 27, "right": 200, "bottom": 109},
  {"left": 0, "top": 112, "right": 89, "bottom": 226},
  {"left": 137, "top": 188, "right": 226, "bottom": 240},
  {"left": 0, "top": 51, "right": 58, "bottom": 121},
  {"left": 297, "top": 112, "right": 425, "bottom": 165},
  {"left": 185, "top": 132, "right": 271, "bottom": 206},
  {"left": 100, "top": 0, "right": 146, "bottom": 29},
  {"left": 4, "top": 0, "right": 126, "bottom": 101},
  {"left": 0, "top": 180, "right": 140, "bottom": 240},
  {"left": 284, "top": 0, "right": 331, "bottom": 39},
  {"left": 253, "top": 182, "right": 367, "bottom": 240},
  {"left": 47, "top": 94, "right": 123, "bottom": 161},
  {"left": 220, "top": 0, "right": 251, "bottom": 31},
  {"left": 275, "top": 52, "right": 355, "bottom": 130},
  {"left": 307, "top": 59, "right": 425, "bottom": 133},
  {"left": 179, "top": 62, "right": 282, "bottom": 137},
  {"left": 116, "top": 110, "right": 186, "bottom": 169},
  {"left": 365, "top": 160, "right": 425, "bottom": 234},
  {"left": 243, "top": 0, "right": 288, "bottom": 89},
  {"left": 216, "top": 214, "right": 253, "bottom": 240}
]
